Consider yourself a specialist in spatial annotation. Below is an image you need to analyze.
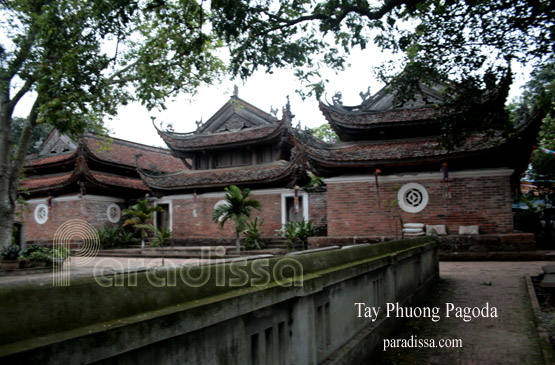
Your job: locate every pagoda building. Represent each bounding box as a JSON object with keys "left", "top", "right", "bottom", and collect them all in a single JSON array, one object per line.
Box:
[
  {"left": 292, "top": 84, "right": 541, "bottom": 238},
  {"left": 141, "top": 96, "right": 324, "bottom": 242},
  {"left": 18, "top": 130, "right": 185, "bottom": 245}
]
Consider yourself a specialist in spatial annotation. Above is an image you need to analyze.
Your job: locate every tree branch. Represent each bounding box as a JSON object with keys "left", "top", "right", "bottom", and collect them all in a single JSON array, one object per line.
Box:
[
  {"left": 256, "top": 0, "right": 419, "bottom": 36},
  {"left": 9, "top": 97, "right": 39, "bottom": 196},
  {"left": 6, "top": 73, "right": 37, "bottom": 111},
  {"left": 106, "top": 60, "right": 139, "bottom": 83}
]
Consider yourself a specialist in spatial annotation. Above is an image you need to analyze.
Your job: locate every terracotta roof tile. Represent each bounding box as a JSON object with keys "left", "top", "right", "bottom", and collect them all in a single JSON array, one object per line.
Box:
[
  {"left": 24, "top": 151, "right": 77, "bottom": 167},
  {"left": 83, "top": 135, "right": 185, "bottom": 172},
  {"left": 91, "top": 172, "right": 148, "bottom": 190},
  {"left": 19, "top": 173, "right": 74, "bottom": 190},
  {"left": 296, "top": 132, "right": 503, "bottom": 164},
  {"left": 141, "top": 158, "right": 301, "bottom": 191},
  {"left": 158, "top": 121, "right": 285, "bottom": 151},
  {"left": 320, "top": 102, "right": 439, "bottom": 127}
]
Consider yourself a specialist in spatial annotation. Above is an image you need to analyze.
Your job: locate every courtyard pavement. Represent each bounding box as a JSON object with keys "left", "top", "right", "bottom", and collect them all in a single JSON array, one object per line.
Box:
[
  {"left": 1, "top": 259, "right": 552, "bottom": 364},
  {"left": 381, "top": 261, "right": 551, "bottom": 364}
]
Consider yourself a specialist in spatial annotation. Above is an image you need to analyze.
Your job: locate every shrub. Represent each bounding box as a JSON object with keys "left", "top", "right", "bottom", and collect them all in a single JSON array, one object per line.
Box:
[
  {"left": 243, "top": 217, "right": 264, "bottom": 250},
  {"left": 1, "top": 244, "right": 21, "bottom": 261},
  {"left": 276, "top": 220, "right": 315, "bottom": 250}
]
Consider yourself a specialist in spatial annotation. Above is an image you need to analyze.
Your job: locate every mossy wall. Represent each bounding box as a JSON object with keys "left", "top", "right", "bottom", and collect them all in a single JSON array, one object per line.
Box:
[{"left": 0, "top": 237, "right": 438, "bottom": 364}]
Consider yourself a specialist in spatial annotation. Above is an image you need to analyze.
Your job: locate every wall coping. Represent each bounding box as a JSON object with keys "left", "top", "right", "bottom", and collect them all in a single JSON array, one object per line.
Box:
[{"left": 325, "top": 168, "right": 514, "bottom": 184}]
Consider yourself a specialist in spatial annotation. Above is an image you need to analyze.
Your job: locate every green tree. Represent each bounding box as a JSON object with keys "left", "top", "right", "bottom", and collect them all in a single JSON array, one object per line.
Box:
[
  {"left": 123, "top": 200, "right": 164, "bottom": 249},
  {"left": 212, "top": 185, "right": 262, "bottom": 252},
  {"left": 211, "top": 0, "right": 553, "bottom": 145},
  {"left": 0, "top": 0, "right": 225, "bottom": 247},
  {"left": 512, "top": 61, "right": 555, "bottom": 181},
  {"left": 311, "top": 123, "right": 338, "bottom": 143},
  {"left": 11, "top": 117, "right": 53, "bottom": 153},
  {"left": 211, "top": 0, "right": 553, "bottom": 90}
]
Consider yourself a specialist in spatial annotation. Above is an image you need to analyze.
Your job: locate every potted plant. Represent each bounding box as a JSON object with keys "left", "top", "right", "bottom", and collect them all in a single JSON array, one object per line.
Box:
[
  {"left": 21, "top": 246, "right": 52, "bottom": 267},
  {"left": 2, "top": 244, "right": 21, "bottom": 271},
  {"left": 51, "top": 247, "right": 70, "bottom": 266}
]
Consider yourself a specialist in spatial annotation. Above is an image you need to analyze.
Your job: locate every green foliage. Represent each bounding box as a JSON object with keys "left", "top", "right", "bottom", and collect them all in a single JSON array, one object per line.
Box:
[
  {"left": 97, "top": 226, "right": 120, "bottom": 249},
  {"left": 21, "top": 246, "right": 51, "bottom": 264},
  {"left": 97, "top": 225, "right": 139, "bottom": 248},
  {"left": 123, "top": 200, "right": 164, "bottom": 226},
  {"left": 52, "top": 247, "right": 70, "bottom": 260},
  {"left": 276, "top": 220, "right": 316, "bottom": 250},
  {"left": 212, "top": 185, "right": 262, "bottom": 235},
  {"left": 211, "top": 0, "right": 552, "bottom": 102},
  {"left": 308, "top": 175, "right": 325, "bottom": 188},
  {"left": 212, "top": 185, "right": 262, "bottom": 251},
  {"left": 532, "top": 149, "right": 555, "bottom": 181},
  {"left": 0, "top": 0, "right": 226, "bottom": 246},
  {"left": 311, "top": 124, "right": 338, "bottom": 143},
  {"left": 10, "top": 117, "right": 53, "bottom": 153},
  {"left": 1, "top": 244, "right": 21, "bottom": 261},
  {"left": 514, "top": 196, "right": 544, "bottom": 237},
  {"left": 123, "top": 200, "right": 163, "bottom": 247},
  {"left": 135, "top": 224, "right": 172, "bottom": 247},
  {"left": 512, "top": 61, "right": 555, "bottom": 181},
  {"left": 243, "top": 217, "right": 264, "bottom": 250}
]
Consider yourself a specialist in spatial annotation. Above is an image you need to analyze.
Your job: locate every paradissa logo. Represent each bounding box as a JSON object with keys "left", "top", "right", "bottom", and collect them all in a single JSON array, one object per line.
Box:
[{"left": 93, "top": 248, "right": 304, "bottom": 288}]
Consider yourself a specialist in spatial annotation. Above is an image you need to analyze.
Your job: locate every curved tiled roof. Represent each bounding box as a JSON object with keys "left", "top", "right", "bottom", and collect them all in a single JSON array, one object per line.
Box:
[
  {"left": 24, "top": 151, "right": 78, "bottom": 167},
  {"left": 319, "top": 102, "right": 440, "bottom": 127},
  {"left": 19, "top": 173, "right": 76, "bottom": 191},
  {"left": 83, "top": 135, "right": 185, "bottom": 172},
  {"left": 141, "top": 157, "right": 302, "bottom": 192},
  {"left": 157, "top": 120, "right": 286, "bottom": 152},
  {"left": 19, "top": 157, "right": 148, "bottom": 193},
  {"left": 294, "top": 129, "right": 504, "bottom": 165}
]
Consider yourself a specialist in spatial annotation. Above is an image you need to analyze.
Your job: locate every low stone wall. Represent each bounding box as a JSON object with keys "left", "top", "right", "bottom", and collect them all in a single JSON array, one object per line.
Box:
[
  {"left": 310, "top": 233, "right": 536, "bottom": 261},
  {"left": 0, "top": 237, "right": 438, "bottom": 364}
]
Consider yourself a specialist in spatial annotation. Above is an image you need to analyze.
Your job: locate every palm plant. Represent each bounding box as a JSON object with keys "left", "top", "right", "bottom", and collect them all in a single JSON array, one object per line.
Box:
[
  {"left": 243, "top": 217, "right": 265, "bottom": 250},
  {"left": 123, "top": 200, "right": 163, "bottom": 248},
  {"left": 135, "top": 224, "right": 172, "bottom": 266},
  {"left": 212, "top": 185, "right": 262, "bottom": 252}
]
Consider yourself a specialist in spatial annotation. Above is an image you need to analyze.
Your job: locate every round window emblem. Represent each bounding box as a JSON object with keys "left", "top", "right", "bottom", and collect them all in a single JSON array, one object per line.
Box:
[
  {"left": 34, "top": 204, "right": 49, "bottom": 224},
  {"left": 397, "top": 183, "right": 429, "bottom": 213},
  {"left": 106, "top": 203, "right": 121, "bottom": 223}
]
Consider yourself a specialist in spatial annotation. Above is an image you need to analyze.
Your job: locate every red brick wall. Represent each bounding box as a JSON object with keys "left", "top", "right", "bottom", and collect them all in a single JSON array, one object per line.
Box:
[
  {"left": 20, "top": 197, "right": 121, "bottom": 244},
  {"left": 327, "top": 174, "right": 514, "bottom": 236},
  {"left": 171, "top": 191, "right": 328, "bottom": 238},
  {"left": 172, "top": 194, "right": 283, "bottom": 239},
  {"left": 309, "top": 191, "right": 327, "bottom": 235}
]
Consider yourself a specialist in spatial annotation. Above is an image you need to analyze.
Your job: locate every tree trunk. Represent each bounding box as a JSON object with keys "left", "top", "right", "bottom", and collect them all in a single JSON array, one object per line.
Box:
[
  {"left": 0, "top": 199, "right": 15, "bottom": 248},
  {"left": 0, "top": 90, "right": 15, "bottom": 248},
  {"left": 235, "top": 231, "right": 241, "bottom": 252},
  {"left": 0, "top": 96, "right": 39, "bottom": 247}
]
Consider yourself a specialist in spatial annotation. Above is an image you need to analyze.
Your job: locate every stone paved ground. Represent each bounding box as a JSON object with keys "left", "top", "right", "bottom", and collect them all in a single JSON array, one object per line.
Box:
[{"left": 380, "top": 261, "right": 550, "bottom": 365}]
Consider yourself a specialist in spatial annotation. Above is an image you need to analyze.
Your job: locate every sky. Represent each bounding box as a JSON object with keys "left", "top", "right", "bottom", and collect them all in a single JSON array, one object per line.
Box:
[
  {"left": 104, "top": 47, "right": 393, "bottom": 148},
  {"left": 13, "top": 47, "right": 532, "bottom": 149}
]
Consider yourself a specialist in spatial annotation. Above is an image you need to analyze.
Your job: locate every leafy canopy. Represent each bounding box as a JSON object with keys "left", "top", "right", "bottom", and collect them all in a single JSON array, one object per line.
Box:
[
  {"left": 212, "top": 185, "right": 262, "bottom": 236},
  {"left": 311, "top": 123, "right": 338, "bottom": 143},
  {"left": 1, "top": 0, "right": 225, "bottom": 134},
  {"left": 211, "top": 0, "right": 554, "bottom": 144}
]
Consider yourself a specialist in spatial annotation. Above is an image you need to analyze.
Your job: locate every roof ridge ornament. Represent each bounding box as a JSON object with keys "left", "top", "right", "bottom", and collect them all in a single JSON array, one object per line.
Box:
[
  {"left": 332, "top": 92, "right": 343, "bottom": 106},
  {"left": 195, "top": 118, "right": 203, "bottom": 130},
  {"left": 359, "top": 87, "right": 371, "bottom": 102},
  {"left": 282, "top": 96, "right": 295, "bottom": 125},
  {"left": 233, "top": 84, "right": 239, "bottom": 99}
]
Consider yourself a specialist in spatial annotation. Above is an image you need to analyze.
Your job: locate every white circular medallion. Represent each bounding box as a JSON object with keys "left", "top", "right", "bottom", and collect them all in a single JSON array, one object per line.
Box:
[
  {"left": 106, "top": 203, "right": 121, "bottom": 223},
  {"left": 397, "top": 183, "right": 429, "bottom": 213},
  {"left": 34, "top": 204, "right": 49, "bottom": 224}
]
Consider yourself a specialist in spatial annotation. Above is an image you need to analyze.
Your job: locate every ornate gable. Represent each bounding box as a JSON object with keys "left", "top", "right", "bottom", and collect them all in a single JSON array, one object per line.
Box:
[
  {"left": 37, "top": 130, "right": 78, "bottom": 156},
  {"left": 196, "top": 97, "right": 279, "bottom": 134}
]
